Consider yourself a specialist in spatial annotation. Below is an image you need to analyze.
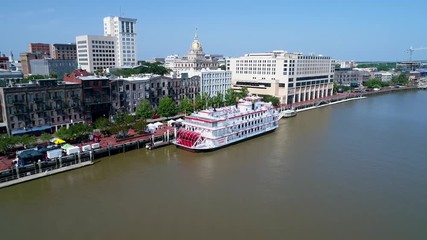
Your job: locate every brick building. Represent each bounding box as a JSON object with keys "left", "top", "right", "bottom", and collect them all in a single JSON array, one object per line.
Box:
[
  {"left": 0, "top": 79, "right": 84, "bottom": 135},
  {"left": 64, "top": 69, "right": 111, "bottom": 122}
]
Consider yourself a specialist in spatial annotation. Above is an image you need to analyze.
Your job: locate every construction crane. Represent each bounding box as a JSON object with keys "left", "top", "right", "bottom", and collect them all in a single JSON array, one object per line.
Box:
[{"left": 407, "top": 46, "right": 427, "bottom": 61}]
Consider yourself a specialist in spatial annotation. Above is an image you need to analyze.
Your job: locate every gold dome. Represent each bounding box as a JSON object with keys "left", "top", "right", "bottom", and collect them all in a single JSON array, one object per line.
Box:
[
  {"left": 190, "top": 33, "right": 203, "bottom": 52},
  {"left": 192, "top": 40, "right": 202, "bottom": 51}
]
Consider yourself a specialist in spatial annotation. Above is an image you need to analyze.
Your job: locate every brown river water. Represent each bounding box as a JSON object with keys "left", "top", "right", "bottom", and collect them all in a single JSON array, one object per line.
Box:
[{"left": 0, "top": 91, "right": 426, "bottom": 239}]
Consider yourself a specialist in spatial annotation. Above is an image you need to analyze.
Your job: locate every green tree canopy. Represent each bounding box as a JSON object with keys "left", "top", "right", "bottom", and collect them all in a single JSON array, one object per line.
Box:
[
  {"left": 55, "top": 123, "right": 93, "bottom": 142},
  {"left": 17, "top": 135, "right": 37, "bottom": 148},
  {"left": 132, "top": 119, "right": 147, "bottom": 134},
  {"left": 236, "top": 87, "right": 249, "bottom": 99},
  {"left": 363, "top": 78, "right": 389, "bottom": 88},
  {"left": 391, "top": 74, "right": 409, "bottom": 85},
  {"left": 259, "top": 95, "right": 281, "bottom": 107},
  {"left": 95, "top": 117, "right": 110, "bottom": 131},
  {"left": 0, "top": 135, "right": 17, "bottom": 154},
  {"left": 110, "top": 113, "right": 135, "bottom": 135},
  {"left": 111, "top": 62, "right": 171, "bottom": 77},
  {"left": 194, "top": 93, "right": 210, "bottom": 110},
  {"left": 179, "top": 96, "right": 193, "bottom": 115},
  {"left": 135, "top": 99, "right": 154, "bottom": 119},
  {"left": 157, "top": 96, "right": 178, "bottom": 118},
  {"left": 49, "top": 72, "right": 57, "bottom": 79},
  {"left": 40, "top": 132, "right": 52, "bottom": 143},
  {"left": 224, "top": 89, "right": 238, "bottom": 106},
  {"left": 211, "top": 92, "right": 224, "bottom": 108}
]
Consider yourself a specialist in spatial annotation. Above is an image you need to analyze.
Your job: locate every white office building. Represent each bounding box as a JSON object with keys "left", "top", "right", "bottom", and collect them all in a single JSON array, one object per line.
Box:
[
  {"left": 200, "top": 69, "right": 232, "bottom": 98},
  {"left": 227, "top": 51, "right": 335, "bottom": 104},
  {"left": 104, "top": 16, "right": 137, "bottom": 67},
  {"left": 76, "top": 35, "right": 116, "bottom": 73},
  {"left": 374, "top": 71, "right": 393, "bottom": 82}
]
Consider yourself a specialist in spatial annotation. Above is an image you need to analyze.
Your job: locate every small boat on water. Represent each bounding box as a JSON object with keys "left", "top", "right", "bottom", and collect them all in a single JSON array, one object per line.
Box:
[
  {"left": 146, "top": 141, "right": 170, "bottom": 150},
  {"left": 282, "top": 108, "right": 297, "bottom": 118}
]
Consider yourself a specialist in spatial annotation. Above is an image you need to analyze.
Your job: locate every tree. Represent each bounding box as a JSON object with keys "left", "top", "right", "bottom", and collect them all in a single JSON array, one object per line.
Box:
[
  {"left": 157, "top": 96, "right": 178, "bottom": 118},
  {"left": 225, "top": 89, "right": 238, "bottom": 106},
  {"left": 132, "top": 119, "right": 147, "bottom": 134},
  {"left": 219, "top": 65, "right": 226, "bottom": 70},
  {"left": 363, "top": 78, "right": 383, "bottom": 89},
  {"left": 237, "top": 87, "right": 249, "bottom": 99},
  {"left": 49, "top": 72, "right": 57, "bottom": 79},
  {"left": 18, "top": 135, "right": 37, "bottom": 148},
  {"left": 0, "top": 135, "right": 16, "bottom": 155},
  {"left": 179, "top": 96, "right": 193, "bottom": 115},
  {"left": 95, "top": 117, "right": 110, "bottom": 131},
  {"left": 55, "top": 123, "right": 93, "bottom": 142},
  {"left": 110, "top": 113, "right": 134, "bottom": 135},
  {"left": 135, "top": 99, "right": 154, "bottom": 119},
  {"left": 40, "top": 132, "right": 52, "bottom": 143},
  {"left": 260, "top": 95, "right": 280, "bottom": 107},
  {"left": 55, "top": 127, "right": 71, "bottom": 141},
  {"left": 195, "top": 93, "right": 209, "bottom": 110},
  {"left": 110, "top": 62, "right": 172, "bottom": 77},
  {"left": 391, "top": 74, "right": 409, "bottom": 85},
  {"left": 23, "top": 74, "right": 49, "bottom": 83},
  {"left": 211, "top": 92, "right": 224, "bottom": 108}
]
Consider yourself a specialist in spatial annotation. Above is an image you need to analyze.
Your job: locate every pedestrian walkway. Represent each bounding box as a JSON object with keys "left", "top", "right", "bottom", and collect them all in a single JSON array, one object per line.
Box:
[{"left": 0, "top": 126, "right": 176, "bottom": 172}]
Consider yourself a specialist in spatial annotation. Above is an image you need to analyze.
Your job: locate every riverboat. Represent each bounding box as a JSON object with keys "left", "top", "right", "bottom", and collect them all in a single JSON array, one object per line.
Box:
[{"left": 172, "top": 96, "right": 282, "bottom": 152}]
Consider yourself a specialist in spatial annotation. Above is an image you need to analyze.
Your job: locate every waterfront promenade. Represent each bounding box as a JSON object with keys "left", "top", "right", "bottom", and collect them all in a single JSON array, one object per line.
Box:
[{"left": 281, "top": 86, "right": 415, "bottom": 109}]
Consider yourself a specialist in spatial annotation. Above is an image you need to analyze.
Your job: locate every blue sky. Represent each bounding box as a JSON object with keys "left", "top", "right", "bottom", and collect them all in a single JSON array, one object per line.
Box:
[{"left": 1, "top": 0, "right": 427, "bottom": 61}]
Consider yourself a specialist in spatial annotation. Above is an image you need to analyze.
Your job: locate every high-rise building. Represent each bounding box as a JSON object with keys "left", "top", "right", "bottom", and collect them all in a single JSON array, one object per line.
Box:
[
  {"left": 103, "top": 16, "right": 137, "bottom": 67},
  {"left": 51, "top": 43, "right": 77, "bottom": 60},
  {"left": 76, "top": 35, "right": 117, "bottom": 73},
  {"left": 227, "top": 51, "right": 335, "bottom": 104}
]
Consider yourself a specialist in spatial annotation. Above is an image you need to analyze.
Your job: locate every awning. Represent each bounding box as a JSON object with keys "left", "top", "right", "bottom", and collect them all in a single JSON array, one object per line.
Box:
[
  {"left": 50, "top": 138, "right": 66, "bottom": 145},
  {"left": 153, "top": 122, "right": 163, "bottom": 127},
  {"left": 11, "top": 125, "right": 51, "bottom": 135}
]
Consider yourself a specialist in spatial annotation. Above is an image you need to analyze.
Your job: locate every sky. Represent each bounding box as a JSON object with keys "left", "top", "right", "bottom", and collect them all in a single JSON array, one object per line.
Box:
[{"left": 1, "top": 0, "right": 427, "bottom": 62}]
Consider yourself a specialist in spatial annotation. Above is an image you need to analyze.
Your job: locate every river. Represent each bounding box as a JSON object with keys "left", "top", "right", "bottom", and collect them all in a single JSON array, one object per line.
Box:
[{"left": 0, "top": 90, "right": 426, "bottom": 239}]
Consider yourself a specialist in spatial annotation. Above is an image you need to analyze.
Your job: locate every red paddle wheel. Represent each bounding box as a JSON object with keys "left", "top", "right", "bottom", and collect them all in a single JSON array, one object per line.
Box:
[{"left": 176, "top": 129, "right": 201, "bottom": 148}]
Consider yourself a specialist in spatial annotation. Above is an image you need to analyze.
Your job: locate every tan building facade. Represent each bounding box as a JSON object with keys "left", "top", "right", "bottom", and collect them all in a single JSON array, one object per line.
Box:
[{"left": 227, "top": 51, "right": 335, "bottom": 104}]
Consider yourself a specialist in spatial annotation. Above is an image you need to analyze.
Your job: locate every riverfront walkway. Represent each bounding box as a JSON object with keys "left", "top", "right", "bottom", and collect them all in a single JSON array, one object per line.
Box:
[
  {"left": 281, "top": 86, "right": 415, "bottom": 109},
  {"left": 0, "top": 126, "right": 175, "bottom": 172}
]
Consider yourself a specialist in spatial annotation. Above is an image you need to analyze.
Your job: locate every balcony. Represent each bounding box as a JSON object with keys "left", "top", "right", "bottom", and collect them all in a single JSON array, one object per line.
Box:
[
  {"left": 15, "top": 111, "right": 28, "bottom": 115},
  {"left": 12, "top": 100, "right": 25, "bottom": 105},
  {"left": 33, "top": 97, "right": 45, "bottom": 103}
]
